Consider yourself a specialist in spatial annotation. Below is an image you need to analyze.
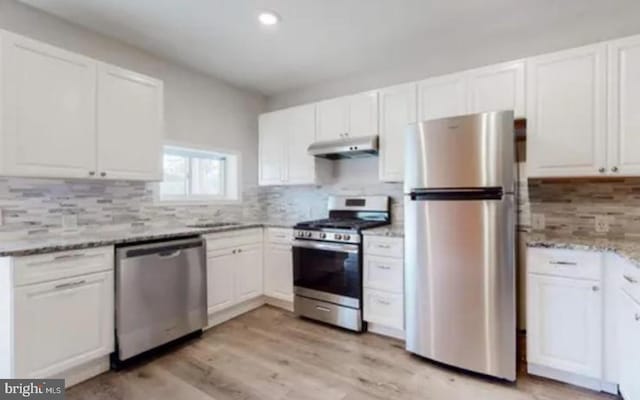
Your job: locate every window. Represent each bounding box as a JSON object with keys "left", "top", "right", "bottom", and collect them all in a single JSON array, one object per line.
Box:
[{"left": 158, "top": 144, "right": 240, "bottom": 202}]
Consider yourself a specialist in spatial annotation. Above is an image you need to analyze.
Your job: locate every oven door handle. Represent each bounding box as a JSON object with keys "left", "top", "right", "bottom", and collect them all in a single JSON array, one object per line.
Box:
[{"left": 293, "top": 240, "right": 359, "bottom": 254}]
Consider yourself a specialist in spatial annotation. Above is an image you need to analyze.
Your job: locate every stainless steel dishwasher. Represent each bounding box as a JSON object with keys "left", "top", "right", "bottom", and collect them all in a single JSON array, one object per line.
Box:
[{"left": 115, "top": 237, "right": 207, "bottom": 362}]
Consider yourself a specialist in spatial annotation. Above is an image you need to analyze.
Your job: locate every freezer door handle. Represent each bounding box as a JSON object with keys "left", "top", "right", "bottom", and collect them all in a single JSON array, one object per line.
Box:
[{"left": 409, "top": 187, "right": 503, "bottom": 201}]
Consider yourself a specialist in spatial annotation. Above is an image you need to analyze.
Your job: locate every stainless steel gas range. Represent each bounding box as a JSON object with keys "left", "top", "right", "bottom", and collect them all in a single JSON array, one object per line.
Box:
[{"left": 292, "top": 195, "right": 390, "bottom": 332}]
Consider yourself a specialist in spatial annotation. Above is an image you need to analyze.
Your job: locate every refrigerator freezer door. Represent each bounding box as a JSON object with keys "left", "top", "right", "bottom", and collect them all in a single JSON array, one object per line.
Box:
[
  {"left": 404, "top": 111, "right": 514, "bottom": 193},
  {"left": 404, "top": 194, "right": 516, "bottom": 381}
]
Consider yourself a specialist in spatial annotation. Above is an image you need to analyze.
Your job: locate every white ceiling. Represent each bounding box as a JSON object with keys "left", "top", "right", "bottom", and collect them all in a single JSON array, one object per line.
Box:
[{"left": 18, "top": 0, "right": 640, "bottom": 96}]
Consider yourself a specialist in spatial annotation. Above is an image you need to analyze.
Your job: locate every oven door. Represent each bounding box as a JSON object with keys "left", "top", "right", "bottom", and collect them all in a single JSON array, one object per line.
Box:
[{"left": 293, "top": 239, "right": 361, "bottom": 309}]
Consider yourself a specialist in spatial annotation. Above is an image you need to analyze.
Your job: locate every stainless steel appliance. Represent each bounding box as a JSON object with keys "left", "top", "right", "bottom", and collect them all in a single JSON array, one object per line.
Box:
[
  {"left": 115, "top": 237, "right": 207, "bottom": 362},
  {"left": 293, "top": 196, "right": 390, "bottom": 331},
  {"left": 308, "top": 135, "right": 378, "bottom": 159},
  {"left": 404, "top": 110, "right": 516, "bottom": 381}
]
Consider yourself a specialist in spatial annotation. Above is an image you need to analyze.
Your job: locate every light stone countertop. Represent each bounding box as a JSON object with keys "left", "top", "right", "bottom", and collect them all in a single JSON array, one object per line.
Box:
[
  {"left": 361, "top": 226, "right": 404, "bottom": 238},
  {"left": 526, "top": 233, "right": 640, "bottom": 268},
  {"left": 0, "top": 221, "right": 297, "bottom": 257}
]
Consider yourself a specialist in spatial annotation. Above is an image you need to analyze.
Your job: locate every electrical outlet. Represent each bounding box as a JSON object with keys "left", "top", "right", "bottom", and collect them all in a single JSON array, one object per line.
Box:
[
  {"left": 595, "top": 215, "right": 611, "bottom": 233},
  {"left": 531, "top": 213, "right": 546, "bottom": 230}
]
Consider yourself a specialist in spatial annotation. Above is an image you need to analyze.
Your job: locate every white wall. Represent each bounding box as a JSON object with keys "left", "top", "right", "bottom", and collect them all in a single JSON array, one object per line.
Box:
[{"left": 0, "top": 0, "right": 266, "bottom": 186}]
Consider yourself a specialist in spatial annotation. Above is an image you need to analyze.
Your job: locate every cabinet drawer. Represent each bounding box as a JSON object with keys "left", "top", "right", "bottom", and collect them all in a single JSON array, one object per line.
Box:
[
  {"left": 621, "top": 260, "right": 640, "bottom": 304},
  {"left": 364, "top": 236, "right": 403, "bottom": 258},
  {"left": 363, "top": 288, "right": 403, "bottom": 330},
  {"left": 266, "top": 228, "right": 293, "bottom": 244},
  {"left": 205, "top": 228, "right": 263, "bottom": 251},
  {"left": 527, "top": 248, "right": 602, "bottom": 280},
  {"left": 14, "top": 246, "right": 114, "bottom": 287},
  {"left": 364, "top": 255, "right": 403, "bottom": 293}
]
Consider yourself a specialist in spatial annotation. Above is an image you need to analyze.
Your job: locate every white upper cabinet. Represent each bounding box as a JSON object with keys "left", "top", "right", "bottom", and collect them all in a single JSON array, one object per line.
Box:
[
  {"left": 258, "top": 111, "right": 286, "bottom": 185},
  {"left": 468, "top": 60, "right": 525, "bottom": 118},
  {"left": 608, "top": 34, "right": 640, "bottom": 176},
  {"left": 526, "top": 44, "right": 607, "bottom": 178},
  {"left": 0, "top": 30, "right": 164, "bottom": 181},
  {"left": 316, "top": 91, "right": 378, "bottom": 141},
  {"left": 1, "top": 31, "right": 97, "bottom": 178},
  {"left": 285, "top": 104, "right": 316, "bottom": 184},
  {"left": 316, "top": 96, "right": 349, "bottom": 142},
  {"left": 259, "top": 104, "right": 316, "bottom": 186},
  {"left": 418, "top": 73, "right": 467, "bottom": 121},
  {"left": 378, "top": 83, "right": 417, "bottom": 182},
  {"left": 97, "top": 64, "right": 163, "bottom": 181}
]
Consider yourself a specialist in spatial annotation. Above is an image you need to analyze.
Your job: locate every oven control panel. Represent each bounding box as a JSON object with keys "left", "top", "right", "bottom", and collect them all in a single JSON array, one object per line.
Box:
[{"left": 293, "top": 230, "right": 360, "bottom": 244}]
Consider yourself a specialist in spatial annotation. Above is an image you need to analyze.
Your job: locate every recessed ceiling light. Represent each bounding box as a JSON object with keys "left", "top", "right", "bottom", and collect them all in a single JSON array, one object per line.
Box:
[{"left": 258, "top": 11, "right": 280, "bottom": 26}]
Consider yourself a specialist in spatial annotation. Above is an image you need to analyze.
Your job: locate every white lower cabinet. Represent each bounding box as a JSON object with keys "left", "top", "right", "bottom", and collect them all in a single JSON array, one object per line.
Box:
[
  {"left": 362, "top": 235, "right": 404, "bottom": 338},
  {"left": 263, "top": 228, "right": 293, "bottom": 302},
  {"left": 0, "top": 246, "right": 114, "bottom": 381},
  {"left": 619, "top": 290, "right": 640, "bottom": 400},
  {"left": 14, "top": 271, "right": 114, "bottom": 378},
  {"left": 527, "top": 273, "right": 603, "bottom": 378},
  {"left": 205, "top": 229, "right": 264, "bottom": 317}
]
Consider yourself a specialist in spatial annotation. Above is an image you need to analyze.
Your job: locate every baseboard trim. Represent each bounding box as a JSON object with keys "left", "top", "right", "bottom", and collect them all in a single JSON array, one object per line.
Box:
[
  {"left": 367, "top": 323, "right": 405, "bottom": 340},
  {"left": 264, "top": 296, "right": 294, "bottom": 312},
  {"left": 206, "top": 297, "right": 266, "bottom": 328},
  {"left": 527, "top": 363, "right": 617, "bottom": 394}
]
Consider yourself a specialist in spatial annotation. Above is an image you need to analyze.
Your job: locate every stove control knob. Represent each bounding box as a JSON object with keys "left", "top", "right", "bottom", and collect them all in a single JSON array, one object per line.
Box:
[
  {"left": 319, "top": 233, "right": 327, "bottom": 239},
  {"left": 335, "top": 234, "right": 342, "bottom": 240},
  {"left": 297, "top": 231, "right": 303, "bottom": 237},
  {"left": 305, "top": 232, "right": 313, "bottom": 238},
  {"left": 343, "top": 234, "right": 351, "bottom": 241}
]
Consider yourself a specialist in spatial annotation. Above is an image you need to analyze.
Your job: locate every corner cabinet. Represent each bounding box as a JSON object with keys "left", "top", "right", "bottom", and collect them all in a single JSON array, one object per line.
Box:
[
  {"left": 259, "top": 104, "right": 317, "bottom": 186},
  {"left": 0, "top": 29, "right": 164, "bottom": 181}
]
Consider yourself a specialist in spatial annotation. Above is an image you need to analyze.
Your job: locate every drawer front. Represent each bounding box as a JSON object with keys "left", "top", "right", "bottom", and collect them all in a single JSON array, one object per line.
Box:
[
  {"left": 266, "top": 228, "right": 293, "bottom": 244},
  {"left": 364, "top": 236, "right": 403, "bottom": 258},
  {"left": 527, "top": 248, "right": 602, "bottom": 280},
  {"left": 363, "top": 288, "right": 403, "bottom": 330},
  {"left": 205, "top": 228, "right": 263, "bottom": 251},
  {"left": 622, "top": 260, "right": 640, "bottom": 304},
  {"left": 364, "top": 255, "right": 403, "bottom": 293},
  {"left": 14, "top": 246, "right": 114, "bottom": 287}
]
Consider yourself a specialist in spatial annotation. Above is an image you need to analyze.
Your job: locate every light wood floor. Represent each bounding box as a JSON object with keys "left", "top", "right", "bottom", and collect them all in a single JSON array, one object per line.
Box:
[{"left": 69, "top": 306, "right": 617, "bottom": 400}]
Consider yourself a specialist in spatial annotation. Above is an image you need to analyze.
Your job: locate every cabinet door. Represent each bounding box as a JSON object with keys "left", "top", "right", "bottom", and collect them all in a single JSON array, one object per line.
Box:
[
  {"left": 468, "top": 60, "right": 525, "bottom": 118},
  {"left": 263, "top": 244, "right": 293, "bottom": 302},
  {"left": 1, "top": 32, "right": 97, "bottom": 178},
  {"left": 619, "top": 290, "right": 640, "bottom": 400},
  {"left": 285, "top": 104, "right": 316, "bottom": 184},
  {"left": 527, "top": 44, "right": 607, "bottom": 177},
  {"left": 235, "top": 244, "right": 263, "bottom": 303},
  {"left": 418, "top": 73, "right": 467, "bottom": 121},
  {"left": 379, "top": 83, "right": 417, "bottom": 182},
  {"left": 206, "top": 250, "right": 236, "bottom": 313},
  {"left": 258, "top": 111, "right": 286, "bottom": 185},
  {"left": 608, "top": 35, "right": 640, "bottom": 176},
  {"left": 97, "top": 64, "right": 163, "bottom": 181},
  {"left": 316, "top": 97, "right": 349, "bottom": 142},
  {"left": 527, "top": 274, "right": 603, "bottom": 378},
  {"left": 14, "top": 271, "right": 114, "bottom": 378},
  {"left": 348, "top": 91, "right": 378, "bottom": 138}
]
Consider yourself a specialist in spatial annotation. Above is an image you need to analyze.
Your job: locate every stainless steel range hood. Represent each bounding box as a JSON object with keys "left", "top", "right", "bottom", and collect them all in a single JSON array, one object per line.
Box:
[{"left": 307, "top": 135, "right": 379, "bottom": 160}]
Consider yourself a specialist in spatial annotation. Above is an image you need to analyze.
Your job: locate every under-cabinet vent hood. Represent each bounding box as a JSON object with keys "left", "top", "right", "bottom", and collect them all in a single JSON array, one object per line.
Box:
[{"left": 308, "top": 135, "right": 379, "bottom": 160}]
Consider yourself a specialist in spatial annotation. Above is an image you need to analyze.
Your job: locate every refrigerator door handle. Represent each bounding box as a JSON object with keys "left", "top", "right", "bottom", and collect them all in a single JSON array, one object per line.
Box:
[{"left": 409, "top": 187, "right": 503, "bottom": 201}]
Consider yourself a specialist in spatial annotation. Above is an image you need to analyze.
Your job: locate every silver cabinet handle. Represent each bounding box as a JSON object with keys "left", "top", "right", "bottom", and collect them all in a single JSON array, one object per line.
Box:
[
  {"left": 612, "top": 166, "right": 619, "bottom": 173},
  {"left": 377, "top": 265, "right": 391, "bottom": 270},
  {"left": 88, "top": 171, "right": 95, "bottom": 176},
  {"left": 157, "top": 250, "right": 181, "bottom": 259},
  {"left": 237, "top": 248, "right": 243, "bottom": 253},
  {"left": 55, "top": 279, "right": 86, "bottom": 290},
  {"left": 635, "top": 313, "right": 640, "bottom": 322},
  {"left": 624, "top": 275, "right": 638, "bottom": 284},
  {"left": 376, "top": 298, "right": 391, "bottom": 305},
  {"left": 100, "top": 172, "right": 107, "bottom": 177},
  {"left": 376, "top": 244, "right": 391, "bottom": 249},
  {"left": 315, "top": 306, "right": 331, "bottom": 313},
  {"left": 592, "top": 286, "right": 600, "bottom": 292},
  {"left": 53, "top": 253, "right": 87, "bottom": 261},
  {"left": 599, "top": 167, "right": 606, "bottom": 173},
  {"left": 549, "top": 261, "right": 577, "bottom": 266},
  {"left": 232, "top": 249, "right": 237, "bottom": 254}
]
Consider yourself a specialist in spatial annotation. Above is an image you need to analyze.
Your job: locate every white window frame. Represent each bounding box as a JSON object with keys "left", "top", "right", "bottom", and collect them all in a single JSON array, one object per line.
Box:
[{"left": 155, "top": 141, "right": 242, "bottom": 205}]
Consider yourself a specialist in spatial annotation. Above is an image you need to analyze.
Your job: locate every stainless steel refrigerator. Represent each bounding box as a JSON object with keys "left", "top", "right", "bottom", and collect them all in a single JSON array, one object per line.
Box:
[{"left": 404, "top": 110, "right": 516, "bottom": 381}]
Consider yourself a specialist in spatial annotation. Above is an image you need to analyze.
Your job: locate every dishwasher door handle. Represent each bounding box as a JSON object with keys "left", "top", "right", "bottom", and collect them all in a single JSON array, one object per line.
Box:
[{"left": 157, "top": 250, "right": 182, "bottom": 259}]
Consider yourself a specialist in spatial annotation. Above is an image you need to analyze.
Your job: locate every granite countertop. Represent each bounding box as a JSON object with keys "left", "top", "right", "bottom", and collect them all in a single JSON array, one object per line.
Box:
[
  {"left": 0, "top": 221, "right": 297, "bottom": 257},
  {"left": 362, "top": 226, "right": 404, "bottom": 238},
  {"left": 527, "top": 233, "right": 640, "bottom": 268}
]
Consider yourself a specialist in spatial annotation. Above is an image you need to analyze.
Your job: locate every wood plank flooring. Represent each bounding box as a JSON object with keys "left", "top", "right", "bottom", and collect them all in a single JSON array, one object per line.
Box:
[{"left": 68, "top": 306, "right": 617, "bottom": 400}]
